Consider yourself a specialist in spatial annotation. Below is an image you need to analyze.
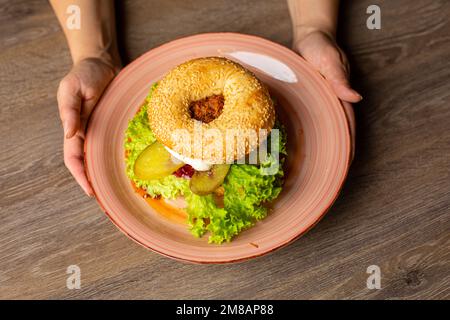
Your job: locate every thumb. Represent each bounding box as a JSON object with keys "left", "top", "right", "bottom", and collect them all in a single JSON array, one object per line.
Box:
[{"left": 57, "top": 75, "right": 82, "bottom": 139}]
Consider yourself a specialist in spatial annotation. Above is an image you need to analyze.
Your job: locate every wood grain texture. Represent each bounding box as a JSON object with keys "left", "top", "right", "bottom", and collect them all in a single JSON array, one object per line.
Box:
[{"left": 0, "top": 0, "right": 449, "bottom": 299}]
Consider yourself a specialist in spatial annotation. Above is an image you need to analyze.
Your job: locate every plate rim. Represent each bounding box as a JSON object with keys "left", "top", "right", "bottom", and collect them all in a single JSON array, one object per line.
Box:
[{"left": 84, "top": 32, "right": 352, "bottom": 264}]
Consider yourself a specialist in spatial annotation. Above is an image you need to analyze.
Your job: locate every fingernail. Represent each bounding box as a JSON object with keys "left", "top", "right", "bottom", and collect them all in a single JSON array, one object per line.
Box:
[{"left": 352, "top": 89, "right": 363, "bottom": 101}]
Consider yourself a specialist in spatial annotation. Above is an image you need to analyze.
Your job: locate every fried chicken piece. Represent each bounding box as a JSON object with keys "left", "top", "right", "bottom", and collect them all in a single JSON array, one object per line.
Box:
[{"left": 189, "top": 94, "right": 224, "bottom": 123}]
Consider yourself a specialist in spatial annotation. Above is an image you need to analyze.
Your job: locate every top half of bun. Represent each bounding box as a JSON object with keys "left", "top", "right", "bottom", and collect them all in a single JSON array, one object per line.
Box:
[{"left": 147, "top": 57, "right": 275, "bottom": 163}]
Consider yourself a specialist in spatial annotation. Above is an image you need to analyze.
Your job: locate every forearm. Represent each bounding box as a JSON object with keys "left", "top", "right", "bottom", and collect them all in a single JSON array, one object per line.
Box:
[
  {"left": 287, "top": 0, "right": 339, "bottom": 42},
  {"left": 50, "top": 0, "right": 120, "bottom": 68}
]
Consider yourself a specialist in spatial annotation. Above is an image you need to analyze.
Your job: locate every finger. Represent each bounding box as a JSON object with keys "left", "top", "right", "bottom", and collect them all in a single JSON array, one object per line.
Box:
[
  {"left": 64, "top": 133, "right": 94, "bottom": 197},
  {"left": 57, "top": 76, "right": 82, "bottom": 139},
  {"left": 341, "top": 101, "right": 356, "bottom": 162},
  {"left": 321, "top": 62, "right": 362, "bottom": 103},
  {"left": 79, "top": 94, "right": 101, "bottom": 131},
  {"left": 331, "top": 80, "right": 363, "bottom": 103}
]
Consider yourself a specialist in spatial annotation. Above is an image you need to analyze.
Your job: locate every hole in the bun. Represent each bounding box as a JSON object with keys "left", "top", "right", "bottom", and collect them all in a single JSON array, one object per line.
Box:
[{"left": 189, "top": 94, "right": 224, "bottom": 123}]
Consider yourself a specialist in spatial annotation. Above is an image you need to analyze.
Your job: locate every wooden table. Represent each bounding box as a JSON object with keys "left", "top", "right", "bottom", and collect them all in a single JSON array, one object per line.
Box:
[{"left": 1, "top": 0, "right": 449, "bottom": 299}]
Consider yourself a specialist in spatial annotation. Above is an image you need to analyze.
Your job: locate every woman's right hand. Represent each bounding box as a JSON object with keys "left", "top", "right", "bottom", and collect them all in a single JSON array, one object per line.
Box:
[{"left": 57, "top": 57, "right": 119, "bottom": 196}]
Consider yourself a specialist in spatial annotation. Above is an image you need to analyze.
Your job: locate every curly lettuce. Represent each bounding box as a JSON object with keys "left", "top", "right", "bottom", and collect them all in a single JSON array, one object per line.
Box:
[{"left": 124, "top": 84, "right": 287, "bottom": 243}]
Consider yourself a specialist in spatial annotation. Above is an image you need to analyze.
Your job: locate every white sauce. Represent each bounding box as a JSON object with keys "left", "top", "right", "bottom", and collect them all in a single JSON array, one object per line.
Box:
[{"left": 165, "top": 146, "right": 212, "bottom": 171}]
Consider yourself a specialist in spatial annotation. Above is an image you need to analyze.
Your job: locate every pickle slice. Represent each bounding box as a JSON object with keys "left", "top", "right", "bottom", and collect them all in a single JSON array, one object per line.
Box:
[
  {"left": 189, "top": 164, "right": 230, "bottom": 195},
  {"left": 134, "top": 141, "right": 184, "bottom": 180}
]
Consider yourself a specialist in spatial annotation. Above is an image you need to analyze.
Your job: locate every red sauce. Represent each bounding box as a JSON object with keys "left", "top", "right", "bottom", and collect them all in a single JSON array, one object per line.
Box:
[{"left": 173, "top": 164, "right": 194, "bottom": 178}]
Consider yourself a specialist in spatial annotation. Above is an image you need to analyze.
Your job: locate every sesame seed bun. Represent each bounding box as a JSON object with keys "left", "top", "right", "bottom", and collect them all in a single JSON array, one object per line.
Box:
[{"left": 147, "top": 57, "right": 275, "bottom": 163}]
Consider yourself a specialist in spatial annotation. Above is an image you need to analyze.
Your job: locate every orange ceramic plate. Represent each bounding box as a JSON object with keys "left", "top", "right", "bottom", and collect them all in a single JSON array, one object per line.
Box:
[{"left": 85, "top": 33, "right": 352, "bottom": 263}]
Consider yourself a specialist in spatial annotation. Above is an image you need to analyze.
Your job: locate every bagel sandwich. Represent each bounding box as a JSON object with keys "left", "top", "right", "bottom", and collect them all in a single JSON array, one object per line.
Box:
[{"left": 124, "top": 57, "right": 287, "bottom": 244}]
